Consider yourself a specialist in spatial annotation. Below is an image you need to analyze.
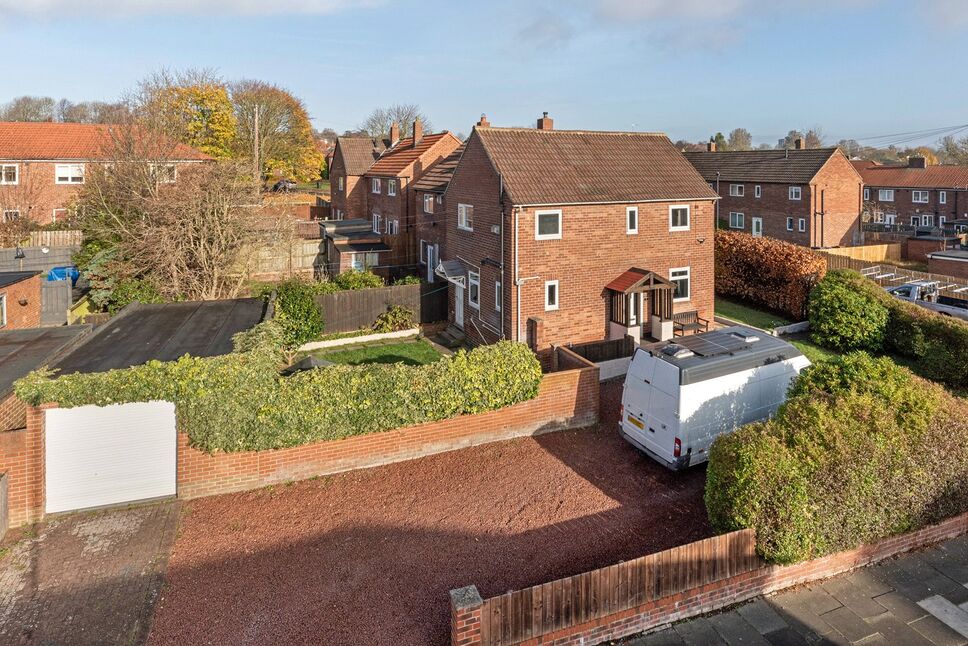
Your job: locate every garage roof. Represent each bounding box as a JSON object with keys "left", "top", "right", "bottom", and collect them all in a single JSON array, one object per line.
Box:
[{"left": 0, "top": 325, "right": 92, "bottom": 397}]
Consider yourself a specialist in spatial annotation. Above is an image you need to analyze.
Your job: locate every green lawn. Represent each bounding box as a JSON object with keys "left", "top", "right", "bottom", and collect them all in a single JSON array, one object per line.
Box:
[
  {"left": 789, "top": 338, "right": 841, "bottom": 364},
  {"left": 715, "top": 297, "right": 794, "bottom": 331},
  {"left": 317, "top": 339, "right": 442, "bottom": 366}
]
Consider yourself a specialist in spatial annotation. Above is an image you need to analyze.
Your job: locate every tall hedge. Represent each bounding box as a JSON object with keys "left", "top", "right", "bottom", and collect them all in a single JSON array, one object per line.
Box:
[
  {"left": 706, "top": 353, "right": 968, "bottom": 564},
  {"left": 715, "top": 230, "right": 827, "bottom": 320},
  {"left": 809, "top": 270, "right": 968, "bottom": 387},
  {"left": 15, "top": 324, "right": 543, "bottom": 453}
]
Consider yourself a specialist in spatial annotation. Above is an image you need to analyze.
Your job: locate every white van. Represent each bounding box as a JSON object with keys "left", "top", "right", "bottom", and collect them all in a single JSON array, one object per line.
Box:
[{"left": 619, "top": 326, "right": 810, "bottom": 470}]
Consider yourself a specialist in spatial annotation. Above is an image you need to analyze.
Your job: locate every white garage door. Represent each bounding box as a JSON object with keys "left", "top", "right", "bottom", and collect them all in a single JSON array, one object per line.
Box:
[{"left": 45, "top": 401, "right": 177, "bottom": 514}]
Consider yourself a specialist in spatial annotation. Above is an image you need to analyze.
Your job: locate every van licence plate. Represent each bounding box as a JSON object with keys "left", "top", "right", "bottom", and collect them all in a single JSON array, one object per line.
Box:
[{"left": 627, "top": 415, "right": 644, "bottom": 430}]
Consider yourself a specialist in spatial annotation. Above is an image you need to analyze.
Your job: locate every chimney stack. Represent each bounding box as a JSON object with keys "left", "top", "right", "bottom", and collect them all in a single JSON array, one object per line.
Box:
[
  {"left": 476, "top": 114, "right": 490, "bottom": 128},
  {"left": 707, "top": 140, "right": 717, "bottom": 152},
  {"left": 537, "top": 111, "right": 554, "bottom": 131},
  {"left": 794, "top": 137, "right": 805, "bottom": 150},
  {"left": 412, "top": 119, "right": 423, "bottom": 147},
  {"left": 389, "top": 122, "right": 400, "bottom": 145},
  {"left": 908, "top": 156, "right": 927, "bottom": 169}
]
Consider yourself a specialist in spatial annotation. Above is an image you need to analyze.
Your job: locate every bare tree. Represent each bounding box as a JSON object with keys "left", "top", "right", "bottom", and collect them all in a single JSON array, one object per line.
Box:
[
  {"left": 0, "top": 166, "right": 44, "bottom": 246},
  {"left": 0, "top": 96, "right": 56, "bottom": 121},
  {"left": 727, "top": 128, "right": 753, "bottom": 151},
  {"left": 360, "top": 104, "right": 433, "bottom": 138},
  {"left": 55, "top": 99, "right": 130, "bottom": 124}
]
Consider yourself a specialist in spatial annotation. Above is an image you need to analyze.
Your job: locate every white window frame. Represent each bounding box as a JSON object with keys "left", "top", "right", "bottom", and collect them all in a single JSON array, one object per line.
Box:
[
  {"left": 468, "top": 271, "right": 481, "bottom": 310},
  {"left": 388, "top": 179, "right": 397, "bottom": 196},
  {"left": 419, "top": 240, "right": 428, "bottom": 264},
  {"left": 457, "top": 203, "right": 474, "bottom": 231},
  {"left": 670, "top": 267, "right": 690, "bottom": 302},
  {"left": 729, "top": 184, "right": 744, "bottom": 197},
  {"left": 669, "top": 204, "right": 690, "bottom": 232},
  {"left": 2, "top": 209, "right": 20, "bottom": 223},
  {"left": 626, "top": 206, "right": 638, "bottom": 234},
  {"left": 788, "top": 186, "right": 802, "bottom": 201},
  {"left": 912, "top": 190, "right": 929, "bottom": 204},
  {"left": 544, "top": 280, "right": 559, "bottom": 311},
  {"left": 535, "top": 209, "right": 563, "bottom": 240},
  {"left": 863, "top": 188, "right": 870, "bottom": 201},
  {"left": 372, "top": 213, "right": 382, "bottom": 234},
  {"left": 149, "top": 163, "right": 176, "bottom": 184},
  {"left": 371, "top": 178, "right": 381, "bottom": 194},
  {"left": 495, "top": 281, "right": 502, "bottom": 312},
  {"left": 879, "top": 189, "right": 894, "bottom": 202},
  {"left": 338, "top": 176, "right": 344, "bottom": 191},
  {"left": 436, "top": 194, "right": 443, "bottom": 204},
  {"left": 728, "top": 212, "right": 744, "bottom": 229},
  {"left": 911, "top": 215, "right": 921, "bottom": 226},
  {"left": 423, "top": 193, "right": 434, "bottom": 214},
  {"left": 55, "top": 163, "right": 85, "bottom": 185},
  {"left": 798, "top": 218, "right": 806, "bottom": 232},
  {"left": 754, "top": 185, "right": 761, "bottom": 198},
  {"left": 0, "top": 294, "right": 6, "bottom": 327},
  {"left": 786, "top": 217, "right": 794, "bottom": 231},
  {"left": 0, "top": 164, "right": 18, "bottom": 185},
  {"left": 386, "top": 219, "right": 399, "bottom": 235},
  {"left": 940, "top": 191, "right": 947, "bottom": 205},
  {"left": 922, "top": 214, "right": 935, "bottom": 226}
]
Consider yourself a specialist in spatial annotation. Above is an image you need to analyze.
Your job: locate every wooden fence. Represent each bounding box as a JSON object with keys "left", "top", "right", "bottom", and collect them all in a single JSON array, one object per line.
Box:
[
  {"left": 476, "top": 530, "right": 759, "bottom": 645},
  {"left": 25, "top": 230, "right": 83, "bottom": 248},
  {"left": 824, "top": 243, "right": 902, "bottom": 263},
  {"left": 314, "top": 282, "right": 448, "bottom": 332},
  {"left": 822, "top": 253, "right": 968, "bottom": 302},
  {"left": 565, "top": 335, "right": 636, "bottom": 363}
]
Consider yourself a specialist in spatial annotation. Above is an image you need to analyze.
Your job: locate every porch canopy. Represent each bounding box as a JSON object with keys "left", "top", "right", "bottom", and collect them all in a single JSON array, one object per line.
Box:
[
  {"left": 605, "top": 268, "right": 674, "bottom": 326},
  {"left": 435, "top": 259, "right": 466, "bottom": 288}
]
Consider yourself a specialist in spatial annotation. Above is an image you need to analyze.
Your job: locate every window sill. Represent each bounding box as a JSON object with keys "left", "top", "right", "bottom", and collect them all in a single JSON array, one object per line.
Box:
[
  {"left": 669, "top": 226, "right": 690, "bottom": 233},
  {"left": 535, "top": 235, "right": 562, "bottom": 241}
]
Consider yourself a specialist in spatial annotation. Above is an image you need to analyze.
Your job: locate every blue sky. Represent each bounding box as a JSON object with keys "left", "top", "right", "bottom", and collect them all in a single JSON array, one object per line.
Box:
[{"left": 2, "top": 0, "right": 967, "bottom": 146}]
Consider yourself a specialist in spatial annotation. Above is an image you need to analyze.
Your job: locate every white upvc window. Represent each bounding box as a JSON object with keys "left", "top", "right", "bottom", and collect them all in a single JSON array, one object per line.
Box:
[
  {"left": 423, "top": 193, "right": 434, "bottom": 214},
  {"left": 495, "top": 281, "right": 502, "bottom": 312},
  {"left": 386, "top": 219, "right": 399, "bottom": 235},
  {"left": 3, "top": 209, "right": 20, "bottom": 222},
  {"left": 0, "top": 164, "right": 18, "bottom": 185},
  {"left": 729, "top": 184, "right": 744, "bottom": 197},
  {"left": 371, "top": 178, "right": 381, "bottom": 194},
  {"left": 786, "top": 217, "right": 794, "bottom": 231},
  {"left": 922, "top": 214, "right": 935, "bottom": 226},
  {"left": 879, "top": 189, "right": 894, "bottom": 201},
  {"left": 544, "top": 280, "right": 559, "bottom": 311},
  {"left": 670, "top": 267, "right": 690, "bottom": 302},
  {"left": 863, "top": 188, "right": 870, "bottom": 201},
  {"left": 55, "top": 163, "right": 85, "bottom": 184},
  {"left": 0, "top": 293, "right": 6, "bottom": 327},
  {"left": 728, "top": 212, "right": 744, "bottom": 229},
  {"left": 626, "top": 206, "right": 638, "bottom": 234},
  {"left": 468, "top": 271, "right": 480, "bottom": 309},
  {"left": 419, "top": 240, "right": 428, "bottom": 264},
  {"left": 912, "top": 190, "right": 929, "bottom": 203},
  {"left": 388, "top": 179, "right": 397, "bottom": 196},
  {"left": 457, "top": 203, "right": 474, "bottom": 231},
  {"left": 754, "top": 185, "right": 761, "bottom": 198},
  {"left": 338, "top": 176, "right": 344, "bottom": 191},
  {"left": 150, "top": 163, "right": 176, "bottom": 184},
  {"left": 911, "top": 215, "right": 921, "bottom": 226},
  {"left": 372, "top": 213, "right": 382, "bottom": 233},
  {"left": 788, "top": 186, "right": 802, "bottom": 201},
  {"left": 535, "top": 209, "right": 562, "bottom": 240},
  {"left": 436, "top": 194, "right": 443, "bottom": 204},
  {"left": 350, "top": 251, "right": 380, "bottom": 271},
  {"left": 940, "top": 191, "right": 947, "bottom": 205},
  {"left": 798, "top": 218, "right": 806, "bottom": 232},
  {"left": 669, "top": 204, "right": 690, "bottom": 231}
]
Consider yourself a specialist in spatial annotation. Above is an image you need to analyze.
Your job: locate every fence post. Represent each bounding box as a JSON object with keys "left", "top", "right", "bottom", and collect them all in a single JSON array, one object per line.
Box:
[{"left": 450, "top": 585, "right": 483, "bottom": 646}]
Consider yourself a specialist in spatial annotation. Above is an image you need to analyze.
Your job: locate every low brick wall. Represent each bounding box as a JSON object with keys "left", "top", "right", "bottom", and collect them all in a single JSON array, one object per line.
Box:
[
  {"left": 0, "top": 405, "right": 47, "bottom": 529},
  {"left": 178, "top": 366, "right": 599, "bottom": 499},
  {"left": 451, "top": 511, "right": 968, "bottom": 645}
]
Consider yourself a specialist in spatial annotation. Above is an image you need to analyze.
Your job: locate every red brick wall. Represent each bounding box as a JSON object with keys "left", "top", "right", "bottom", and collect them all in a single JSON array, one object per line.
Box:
[
  {"left": 928, "top": 256, "right": 968, "bottom": 279},
  {"left": 452, "top": 511, "right": 968, "bottom": 646},
  {"left": 0, "top": 274, "right": 41, "bottom": 329},
  {"left": 717, "top": 181, "right": 811, "bottom": 245},
  {"left": 0, "top": 404, "right": 48, "bottom": 530},
  {"left": 813, "top": 152, "right": 863, "bottom": 247},
  {"left": 0, "top": 392, "right": 26, "bottom": 433},
  {"left": 414, "top": 189, "right": 446, "bottom": 281},
  {"left": 906, "top": 237, "right": 955, "bottom": 262},
  {"left": 178, "top": 366, "right": 599, "bottom": 500},
  {"left": 865, "top": 186, "right": 968, "bottom": 225}
]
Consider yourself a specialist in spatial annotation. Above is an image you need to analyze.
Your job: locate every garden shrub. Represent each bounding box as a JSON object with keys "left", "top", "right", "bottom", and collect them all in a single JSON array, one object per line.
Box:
[
  {"left": 393, "top": 274, "right": 422, "bottom": 286},
  {"left": 15, "top": 327, "right": 543, "bottom": 454},
  {"left": 705, "top": 352, "right": 968, "bottom": 564},
  {"left": 715, "top": 230, "right": 826, "bottom": 320},
  {"left": 107, "top": 277, "right": 164, "bottom": 315},
  {"left": 372, "top": 305, "right": 416, "bottom": 333},
  {"left": 271, "top": 279, "right": 325, "bottom": 346},
  {"left": 808, "top": 273, "right": 888, "bottom": 352}
]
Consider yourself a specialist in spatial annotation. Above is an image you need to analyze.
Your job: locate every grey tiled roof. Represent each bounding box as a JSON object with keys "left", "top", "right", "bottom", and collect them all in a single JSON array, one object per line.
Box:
[
  {"left": 336, "top": 137, "right": 387, "bottom": 176},
  {"left": 683, "top": 148, "right": 840, "bottom": 184}
]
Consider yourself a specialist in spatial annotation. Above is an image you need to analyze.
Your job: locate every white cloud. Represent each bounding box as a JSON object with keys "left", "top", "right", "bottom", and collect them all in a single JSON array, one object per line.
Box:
[{"left": 0, "top": 0, "right": 381, "bottom": 17}]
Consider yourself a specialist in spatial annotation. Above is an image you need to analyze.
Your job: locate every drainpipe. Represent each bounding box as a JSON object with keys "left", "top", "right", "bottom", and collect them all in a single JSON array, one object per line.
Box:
[
  {"left": 499, "top": 174, "right": 505, "bottom": 340},
  {"left": 514, "top": 205, "right": 521, "bottom": 342},
  {"left": 715, "top": 172, "right": 721, "bottom": 224}
]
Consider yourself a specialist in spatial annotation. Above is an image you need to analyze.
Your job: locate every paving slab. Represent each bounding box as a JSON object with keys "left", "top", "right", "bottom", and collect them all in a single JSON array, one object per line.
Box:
[
  {"left": 762, "top": 627, "right": 817, "bottom": 646},
  {"left": 919, "top": 596, "right": 968, "bottom": 639},
  {"left": 866, "top": 613, "right": 935, "bottom": 646},
  {"left": 629, "top": 627, "right": 687, "bottom": 645},
  {"left": 872, "top": 591, "right": 930, "bottom": 623},
  {"left": 819, "top": 607, "right": 879, "bottom": 644},
  {"left": 737, "top": 599, "right": 789, "bottom": 635},
  {"left": 910, "top": 615, "right": 968, "bottom": 646},
  {"left": 924, "top": 547, "right": 968, "bottom": 586},
  {"left": 842, "top": 570, "right": 893, "bottom": 600},
  {"left": 708, "top": 611, "right": 771, "bottom": 645},
  {"left": 674, "top": 617, "right": 727, "bottom": 645},
  {"left": 819, "top": 578, "right": 888, "bottom": 619}
]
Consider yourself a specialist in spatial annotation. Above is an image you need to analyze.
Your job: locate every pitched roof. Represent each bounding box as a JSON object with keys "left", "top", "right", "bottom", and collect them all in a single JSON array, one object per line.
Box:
[
  {"left": 411, "top": 144, "right": 465, "bottom": 192},
  {"left": 335, "top": 136, "right": 387, "bottom": 176},
  {"left": 683, "top": 148, "right": 841, "bottom": 184},
  {"left": 0, "top": 271, "right": 39, "bottom": 289},
  {"left": 853, "top": 160, "right": 968, "bottom": 189},
  {"left": 367, "top": 132, "right": 461, "bottom": 177},
  {"left": 0, "top": 121, "right": 210, "bottom": 161},
  {"left": 474, "top": 127, "right": 718, "bottom": 205}
]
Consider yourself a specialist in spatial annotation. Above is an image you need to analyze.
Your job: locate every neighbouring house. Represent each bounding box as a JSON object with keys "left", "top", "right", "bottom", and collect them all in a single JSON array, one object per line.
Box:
[
  {"left": 320, "top": 219, "right": 392, "bottom": 275},
  {"left": 412, "top": 140, "right": 466, "bottom": 283},
  {"left": 435, "top": 112, "right": 719, "bottom": 351},
  {"left": 0, "top": 271, "right": 42, "bottom": 329},
  {"left": 853, "top": 157, "right": 968, "bottom": 228},
  {"left": 0, "top": 121, "right": 211, "bottom": 225},
  {"left": 684, "top": 140, "right": 863, "bottom": 248},
  {"left": 328, "top": 135, "right": 387, "bottom": 221},
  {"left": 927, "top": 249, "right": 968, "bottom": 280}
]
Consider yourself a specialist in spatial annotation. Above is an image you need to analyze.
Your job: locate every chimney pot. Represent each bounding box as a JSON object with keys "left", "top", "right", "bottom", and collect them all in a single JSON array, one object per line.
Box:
[
  {"left": 537, "top": 112, "right": 554, "bottom": 131},
  {"left": 412, "top": 120, "right": 423, "bottom": 147},
  {"left": 794, "top": 137, "right": 805, "bottom": 150},
  {"left": 389, "top": 122, "right": 400, "bottom": 146},
  {"left": 476, "top": 114, "right": 490, "bottom": 128}
]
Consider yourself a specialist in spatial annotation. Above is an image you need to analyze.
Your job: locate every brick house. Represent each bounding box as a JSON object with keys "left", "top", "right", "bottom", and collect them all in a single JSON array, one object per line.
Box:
[
  {"left": 684, "top": 141, "right": 863, "bottom": 247},
  {"left": 411, "top": 141, "right": 465, "bottom": 283},
  {"left": 328, "top": 135, "right": 387, "bottom": 221},
  {"left": 436, "top": 113, "right": 718, "bottom": 351},
  {"left": 0, "top": 122, "right": 210, "bottom": 225},
  {"left": 319, "top": 219, "right": 392, "bottom": 275},
  {"left": 853, "top": 157, "right": 968, "bottom": 228},
  {"left": 0, "top": 271, "right": 41, "bottom": 329}
]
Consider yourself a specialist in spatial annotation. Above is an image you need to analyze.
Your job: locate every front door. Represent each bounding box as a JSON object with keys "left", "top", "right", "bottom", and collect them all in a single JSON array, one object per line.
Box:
[
  {"left": 752, "top": 217, "right": 763, "bottom": 237},
  {"left": 455, "top": 285, "right": 465, "bottom": 328}
]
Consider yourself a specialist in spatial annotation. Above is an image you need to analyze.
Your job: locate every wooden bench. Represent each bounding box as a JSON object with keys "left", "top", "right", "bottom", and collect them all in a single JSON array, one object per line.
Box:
[{"left": 672, "top": 311, "right": 710, "bottom": 337}]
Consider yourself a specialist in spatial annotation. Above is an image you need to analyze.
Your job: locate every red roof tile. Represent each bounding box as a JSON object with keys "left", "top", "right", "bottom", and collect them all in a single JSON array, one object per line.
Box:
[
  {"left": 0, "top": 121, "right": 210, "bottom": 161},
  {"left": 854, "top": 160, "right": 968, "bottom": 189},
  {"left": 367, "top": 132, "right": 461, "bottom": 177},
  {"left": 335, "top": 136, "right": 387, "bottom": 176},
  {"left": 411, "top": 144, "right": 465, "bottom": 192}
]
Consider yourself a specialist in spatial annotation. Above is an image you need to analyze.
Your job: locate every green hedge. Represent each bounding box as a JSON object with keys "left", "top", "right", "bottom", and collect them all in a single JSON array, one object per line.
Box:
[
  {"left": 15, "top": 323, "right": 543, "bottom": 453},
  {"left": 809, "top": 270, "right": 968, "bottom": 387},
  {"left": 706, "top": 353, "right": 968, "bottom": 564}
]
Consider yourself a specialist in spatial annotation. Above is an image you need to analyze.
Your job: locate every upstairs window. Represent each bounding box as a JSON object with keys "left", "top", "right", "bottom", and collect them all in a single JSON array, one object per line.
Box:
[
  {"left": 372, "top": 213, "right": 382, "bottom": 234},
  {"left": 729, "top": 212, "right": 744, "bottom": 229},
  {"left": 879, "top": 189, "right": 894, "bottom": 202},
  {"left": 436, "top": 194, "right": 443, "bottom": 204},
  {"left": 388, "top": 179, "right": 397, "bottom": 196},
  {"left": 940, "top": 191, "right": 947, "bottom": 205},
  {"left": 626, "top": 206, "right": 638, "bottom": 234},
  {"left": 729, "top": 184, "right": 744, "bottom": 197},
  {"left": 535, "top": 209, "right": 562, "bottom": 240},
  {"left": 669, "top": 205, "right": 690, "bottom": 231},
  {"left": 789, "top": 186, "right": 802, "bottom": 201},
  {"left": 495, "top": 281, "right": 502, "bottom": 312},
  {"left": 798, "top": 218, "right": 806, "bottom": 232},
  {"left": 468, "top": 272, "right": 480, "bottom": 309},
  {"left": 458, "top": 204, "right": 474, "bottom": 231},
  {"left": 863, "top": 188, "right": 870, "bottom": 201},
  {"left": 912, "top": 190, "right": 929, "bottom": 203},
  {"left": 423, "top": 193, "right": 434, "bottom": 214},
  {"left": 754, "top": 185, "right": 761, "bottom": 198},
  {"left": 371, "top": 178, "right": 381, "bottom": 194},
  {"left": 786, "top": 217, "right": 794, "bottom": 231},
  {"left": 386, "top": 219, "right": 399, "bottom": 235},
  {"left": 55, "top": 163, "right": 85, "bottom": 184},
  {"left": 3, "top": 209, "right": 20, "bottom": 222},
  {"left": 0, "top": 164, "right": 17, "bottom": 185},
  {"left": 338, "top": 176, "right": 344, "bottom": 191},
  {"left": 544, "top": 280, "right": 559, "bottom": 311}
]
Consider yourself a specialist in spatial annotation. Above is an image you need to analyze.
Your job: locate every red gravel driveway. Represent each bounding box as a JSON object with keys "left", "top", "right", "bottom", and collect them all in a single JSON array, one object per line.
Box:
[{"left": 148, "top": 381, "right": 710, "bottom": 646}]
